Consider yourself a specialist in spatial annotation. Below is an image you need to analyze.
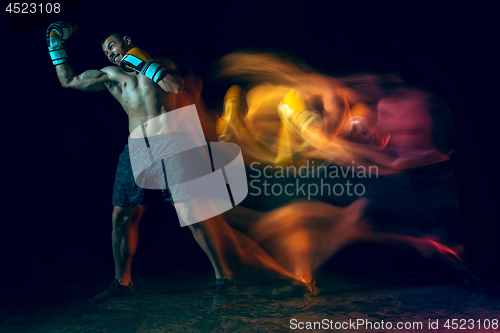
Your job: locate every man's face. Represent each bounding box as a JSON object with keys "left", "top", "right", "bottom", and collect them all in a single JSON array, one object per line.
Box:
[{"left": 102, "top": 35, "right": 132, "bottom": 65}]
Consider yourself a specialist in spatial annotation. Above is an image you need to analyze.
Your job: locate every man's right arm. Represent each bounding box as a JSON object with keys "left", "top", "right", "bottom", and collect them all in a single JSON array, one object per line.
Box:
[
  {"left": 47, "top": 22, "right": 111, "bottom": 92},
  {"left": 55, "top": 63, "right": 110, "bottom": 92}
]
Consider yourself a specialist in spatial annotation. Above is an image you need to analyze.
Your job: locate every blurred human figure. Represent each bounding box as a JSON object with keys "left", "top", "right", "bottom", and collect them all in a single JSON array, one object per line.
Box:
[{"left": 216, "top": 52, "right": 477, "bottom": 286}]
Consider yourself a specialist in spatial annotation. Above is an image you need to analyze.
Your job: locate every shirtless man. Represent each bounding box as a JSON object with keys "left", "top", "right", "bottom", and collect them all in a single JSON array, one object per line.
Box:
[
  {"left": 47, "top": 22, "right": 232, "bottom": 302},
  {"left": 48, "top": 23, "right": 310, "bottom": 305}
]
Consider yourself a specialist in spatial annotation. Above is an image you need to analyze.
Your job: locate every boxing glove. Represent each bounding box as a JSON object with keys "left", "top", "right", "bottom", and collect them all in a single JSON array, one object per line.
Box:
[
  {"left": 46, "top": 22, "right": 74, "bottom": 65},
  {"left": 120, "top": 47, "right": 165, "bottom": 83}
]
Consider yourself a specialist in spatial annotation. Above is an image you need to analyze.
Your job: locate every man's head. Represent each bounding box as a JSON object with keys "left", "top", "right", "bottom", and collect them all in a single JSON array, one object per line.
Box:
[{"left": 101, "top": 33, "right": 134, "bottom": 65}]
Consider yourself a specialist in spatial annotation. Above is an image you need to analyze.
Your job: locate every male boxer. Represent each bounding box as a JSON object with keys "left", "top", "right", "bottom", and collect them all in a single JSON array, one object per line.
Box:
[
  {"left": 48, "top": 23, "right": 309, "bottom": 304},
  {"left": 47, "top": 22, "right": 236, "bottom": 303}
]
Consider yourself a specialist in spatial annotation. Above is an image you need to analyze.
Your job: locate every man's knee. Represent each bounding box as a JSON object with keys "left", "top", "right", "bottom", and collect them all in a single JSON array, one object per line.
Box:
[
  {"left": 112, "top": 206, "right": 143, "bottom": 229},
  {"left": 187, "top": 221, "right": 203, "bottom": 232},
  {"left": 176, "top": 200, "right": 224, "bottom": 226},
  {"left": 187, "top": 220, "right": 214, "bottom": 239}
]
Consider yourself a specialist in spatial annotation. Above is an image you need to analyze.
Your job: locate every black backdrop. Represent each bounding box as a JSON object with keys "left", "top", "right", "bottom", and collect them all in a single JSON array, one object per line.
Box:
[{"left": 1, "top": 1, "right": 497, "bottom": 295}]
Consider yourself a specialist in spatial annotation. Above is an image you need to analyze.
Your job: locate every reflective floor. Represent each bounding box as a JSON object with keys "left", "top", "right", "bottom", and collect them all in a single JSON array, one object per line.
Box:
[{"left": 2, "top": 264, "right": 499, "bottom": 333}]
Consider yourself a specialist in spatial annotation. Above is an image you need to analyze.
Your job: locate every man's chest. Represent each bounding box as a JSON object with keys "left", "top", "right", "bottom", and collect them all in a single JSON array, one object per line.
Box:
[{"left": 114, "top": 74, "right": 164, "bottom": 104}]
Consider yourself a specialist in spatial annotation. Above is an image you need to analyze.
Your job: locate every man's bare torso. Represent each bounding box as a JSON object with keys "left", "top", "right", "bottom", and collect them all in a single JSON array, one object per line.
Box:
[{"left": 102, "top": 66, "right": 176, "bottom": 134}]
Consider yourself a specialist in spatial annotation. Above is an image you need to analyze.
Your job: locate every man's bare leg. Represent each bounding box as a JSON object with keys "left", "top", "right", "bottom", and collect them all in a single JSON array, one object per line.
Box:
[
  {"left": 90, "top": 205, "right": 144, "bottom": 303},
  {"left": 112, "top": 205, "right": 144, "bottom": 286},
  {"left": 177, "top": 201, "right": 309, "bottom": 288},
  {"left": 187, "top": 219, "right": 231, "bottom": 280}
]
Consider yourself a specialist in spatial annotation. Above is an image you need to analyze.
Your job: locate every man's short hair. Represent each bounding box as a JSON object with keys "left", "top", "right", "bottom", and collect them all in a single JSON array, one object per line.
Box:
[{"left": 101, "top": 32, "right": 125, "bottom": 46}]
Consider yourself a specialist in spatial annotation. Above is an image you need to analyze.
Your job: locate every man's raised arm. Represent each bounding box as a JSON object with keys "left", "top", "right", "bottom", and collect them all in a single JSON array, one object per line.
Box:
[
  {"left": 47, "top": 21, "right": 110, "bottom": 92},
  {"left": 55, "top": 64, "right": 109, "bottom": 92}
]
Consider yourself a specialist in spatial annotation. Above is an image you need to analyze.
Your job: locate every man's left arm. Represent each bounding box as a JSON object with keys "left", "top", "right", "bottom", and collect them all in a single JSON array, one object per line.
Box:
[{"left": 156, "top": 57, "right": 183, "bottom": 93}]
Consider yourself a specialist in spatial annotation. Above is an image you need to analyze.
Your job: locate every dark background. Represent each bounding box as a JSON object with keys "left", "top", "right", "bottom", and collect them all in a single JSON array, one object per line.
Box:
[{"left": 1, "top": 0, "right": 497, "bottom": 300}]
